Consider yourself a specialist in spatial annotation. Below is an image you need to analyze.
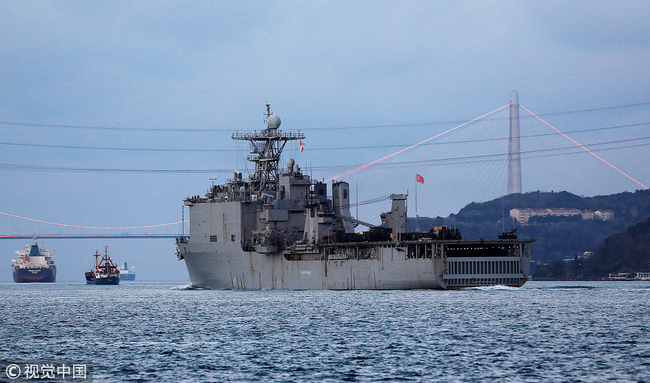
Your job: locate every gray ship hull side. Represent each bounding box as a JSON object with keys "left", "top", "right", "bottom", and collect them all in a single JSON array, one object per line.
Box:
[
  {"left": 181, "top": 246, "right": 443, "bottom": 290},
  {"left": 180, "top": 242, "right": 530, "bottom": 290}
]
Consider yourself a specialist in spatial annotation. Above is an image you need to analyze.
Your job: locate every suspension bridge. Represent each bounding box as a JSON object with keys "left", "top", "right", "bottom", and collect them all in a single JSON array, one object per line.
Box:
[
  {"left": 1, "top": 91, "right": 647, "bottom": 239},
  {"left": 0, "top": 234, "right": 177, "bottom": 239}
]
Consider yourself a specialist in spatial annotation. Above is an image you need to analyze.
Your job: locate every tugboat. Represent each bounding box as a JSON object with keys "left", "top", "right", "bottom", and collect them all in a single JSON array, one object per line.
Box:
[
  {"left": 12, "top": 239, "right": 56, "bottom": 283},
  {"left": 85, "top": 247, "right": 120, "bottom": 285}
]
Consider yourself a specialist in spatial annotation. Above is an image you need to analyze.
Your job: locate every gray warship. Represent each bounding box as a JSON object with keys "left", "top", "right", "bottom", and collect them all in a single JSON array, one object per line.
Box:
[{"left": 176, "top": 106, "right": 534, "bottom": 289}]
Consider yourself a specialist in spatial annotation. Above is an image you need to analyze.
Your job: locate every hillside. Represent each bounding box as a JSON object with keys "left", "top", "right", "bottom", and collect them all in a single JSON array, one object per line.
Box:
[
  {"left": 584, "top": 217, "right": 650, "bottom": 277},
  {"left": 534, "top": 217, "right": 650, "bottom": 279},
  {"left": 409, "top": 189, "right": 650, "bottom": 264}
]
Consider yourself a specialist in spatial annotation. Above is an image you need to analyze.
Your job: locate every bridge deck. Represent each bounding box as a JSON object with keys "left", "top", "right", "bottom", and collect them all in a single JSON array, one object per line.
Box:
[{"left": 0, "top": 234, "right": 179, "bottom": 239}]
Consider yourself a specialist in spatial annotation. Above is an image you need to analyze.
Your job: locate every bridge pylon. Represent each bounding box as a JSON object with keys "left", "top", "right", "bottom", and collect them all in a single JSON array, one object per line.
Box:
[{"left": 508, "top": 90, "right": 522, "bottom": 194}]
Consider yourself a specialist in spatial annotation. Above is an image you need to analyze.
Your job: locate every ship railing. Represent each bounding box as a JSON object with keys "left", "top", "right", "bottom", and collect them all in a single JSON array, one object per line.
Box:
[
  {"left": 246, "top": 154, "right": 280, "bottom": 162},
  {"left": 208, "top": 193, "right": 252, "bottom": 203},
  {"left": 232, "top": 130, "right": 305, "bottom": 141},
  {"left": 291, "top": 243, "right": 316, "bottom": 253},
  {"left": 324, "top": 246, "right": 379, "bottom": 261}
]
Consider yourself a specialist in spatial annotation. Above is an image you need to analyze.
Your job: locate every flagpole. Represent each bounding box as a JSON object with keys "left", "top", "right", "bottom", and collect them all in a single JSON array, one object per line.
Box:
[{"left": 415, "top": 178, "right": 418, "bottom": 218}]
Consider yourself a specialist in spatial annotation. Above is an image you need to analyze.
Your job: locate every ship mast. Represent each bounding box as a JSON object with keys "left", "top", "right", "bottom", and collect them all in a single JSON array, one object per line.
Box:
[{"left": 232, "top": 104, "right": 305, "bottom": 197}]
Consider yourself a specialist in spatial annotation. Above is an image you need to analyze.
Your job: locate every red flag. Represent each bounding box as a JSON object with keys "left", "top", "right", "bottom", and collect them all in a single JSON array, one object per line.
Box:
[
  {"left": 300, "top": 141, "right": 306, "bottom": 145},
  {"left": 416, "top": 174, "right": 424, "bottom": 184},
  {"left": 300, "top": 147, "right": 304, "bottom": 153}
]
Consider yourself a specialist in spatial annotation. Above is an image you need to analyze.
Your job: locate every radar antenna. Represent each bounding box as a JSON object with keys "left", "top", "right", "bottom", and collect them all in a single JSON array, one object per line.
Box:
[{"left": 232, "top": 105, "right": 305, "bottom": 197}]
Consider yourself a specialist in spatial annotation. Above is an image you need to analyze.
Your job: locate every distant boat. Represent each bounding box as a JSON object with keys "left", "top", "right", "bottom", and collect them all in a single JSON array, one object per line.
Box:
[
  {"left": 636, "top": 272, "right": 650, "bottom": 281},
  {"left": 12, "top": 239, "right": 56, "bottom": 283},
  {"left": 85, "top": 247, "right": 120, "bottom": 285},
  {"left": 608, "top": 272, "right": 650, "bottom": 281},
  {"left": 118, "top": 262, "right": 136, "bottom": 281}
]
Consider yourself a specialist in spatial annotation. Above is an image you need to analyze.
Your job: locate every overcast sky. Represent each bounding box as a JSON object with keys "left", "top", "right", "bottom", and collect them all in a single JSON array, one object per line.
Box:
[{"left": 1, "top": 1, "right": 649, "bottom": 282}]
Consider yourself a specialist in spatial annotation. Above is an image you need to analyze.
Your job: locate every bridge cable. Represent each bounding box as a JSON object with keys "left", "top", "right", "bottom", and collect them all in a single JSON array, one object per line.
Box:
[
  {"left": 327, "top": 104, "right": 512, "bottom": 181},
  {"left": 519, "top": 104, "right": 648, "bottom": 190},
  {"left": 0, "top": 210, "right": 185, "bottom": 230}
]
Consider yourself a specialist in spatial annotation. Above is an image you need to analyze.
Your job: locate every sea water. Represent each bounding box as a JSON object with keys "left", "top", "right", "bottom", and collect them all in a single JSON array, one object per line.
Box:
[{"left": 0, "top": 281, "right": 648, "bottom": 382}]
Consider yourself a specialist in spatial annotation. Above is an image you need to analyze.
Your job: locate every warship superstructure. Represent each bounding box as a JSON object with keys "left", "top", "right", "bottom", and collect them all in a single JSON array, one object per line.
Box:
[
  {"left": 176, "top": 106, "right": 534, "bottom": 289},
  {"left": 12, "top": 239, "right": 56, "bottom": 283}
]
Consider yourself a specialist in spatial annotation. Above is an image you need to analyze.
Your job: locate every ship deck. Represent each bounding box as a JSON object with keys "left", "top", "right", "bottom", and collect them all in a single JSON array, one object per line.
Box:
[{"left": 319, "top": 238, "right": 536, "bottom": 247}]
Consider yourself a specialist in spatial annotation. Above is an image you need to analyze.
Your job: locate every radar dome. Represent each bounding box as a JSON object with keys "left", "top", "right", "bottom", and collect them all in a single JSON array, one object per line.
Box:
[
  {"left": 267, "top": 114, "right": 281, "bottom": 129},
  {"left": 286, "top": 158, "right": 295, "bottom": 169}
]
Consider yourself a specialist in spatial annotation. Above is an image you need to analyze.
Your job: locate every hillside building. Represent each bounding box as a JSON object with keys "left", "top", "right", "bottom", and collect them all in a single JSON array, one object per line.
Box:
[{"left": 510, "top": 208, "right": 614, "bottom": 225}]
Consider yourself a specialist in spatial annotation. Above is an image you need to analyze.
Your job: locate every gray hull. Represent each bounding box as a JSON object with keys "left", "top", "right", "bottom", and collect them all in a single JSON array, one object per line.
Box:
[
  {"left": 181, "top": 247, "right": 441, "bottom": 290},
  {"left": 179, "top": 241, "right": 529, "bottom": 290}
]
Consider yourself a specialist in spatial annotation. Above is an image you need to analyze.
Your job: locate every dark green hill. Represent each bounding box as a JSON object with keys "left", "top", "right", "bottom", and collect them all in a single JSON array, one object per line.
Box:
[
  {"left": 410, "top": 189, "right": 650, "bottom": 265},
  {"left": 534, "top": 217, "right": 650, "bottom": 279},
  {"left": 583, "top": 217, "right": 650, "bottom": 278},
  {"left": 454, "top": 189, "right": 650, "bottom": 224}
]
